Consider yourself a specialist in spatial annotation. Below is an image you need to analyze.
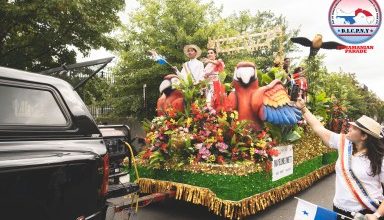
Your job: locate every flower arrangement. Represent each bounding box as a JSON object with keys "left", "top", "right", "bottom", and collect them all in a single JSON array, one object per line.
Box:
[
  {"left": 140, "top": 73, "right": 280, "bottom": 169},
  {"left": 141, "top": 103, "right": 279, "bottom": 169}
]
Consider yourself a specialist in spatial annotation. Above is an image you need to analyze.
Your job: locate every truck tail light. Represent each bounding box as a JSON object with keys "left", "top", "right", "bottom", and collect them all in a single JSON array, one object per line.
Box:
[{"left": 100, "top": 154, "right": 109, "bottom": 196}]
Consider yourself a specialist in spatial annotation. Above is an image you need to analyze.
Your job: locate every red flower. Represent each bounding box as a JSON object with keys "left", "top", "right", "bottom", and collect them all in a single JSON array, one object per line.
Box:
[
  {"left": 166, "top": 107, "right": 176, "bottom": 117},
  {"left": 269, "top": 139, "right": 278, "bottom": 147},
  {"left": 257, "top": 130, "right": 267, "bottom": 139},
  {"left": 191, "top": 103, "right": 200, "bottom": 115},
  {"left": 267, "top": 149, "right": 279, "bottom": 157},
  {"left": 217, "top": 155, "right": 225, "bottom": 164},
  {"left": 265, "top": 161, "right": 272, "bottom": 172},
  {"left": 231, "top": 147, "right": 239, "bottom": 161},
  {"left": 194, "top": 154, "right": 201, "bottom": 163},
  {"left": 142, "top": 149, "right": 152, "bottom": 159},
  {"left": 160, "top": 143, "right": 168, "bottom": 151}
]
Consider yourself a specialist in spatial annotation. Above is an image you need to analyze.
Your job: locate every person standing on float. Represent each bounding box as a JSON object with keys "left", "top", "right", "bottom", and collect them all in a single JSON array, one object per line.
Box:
[
  {"left": 201, "top": 48, "right": 225, "bottom": 107},
  {"left": 172, "top": 44, "right": 204, "bottom": 83}
]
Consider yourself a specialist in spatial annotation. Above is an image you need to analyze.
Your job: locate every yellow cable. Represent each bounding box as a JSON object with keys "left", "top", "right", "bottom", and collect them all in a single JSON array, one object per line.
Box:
[
  {"left": 123, "top": 141, "right": 140, "bottom": 181},
  {"left": 123, "top": 141, "right": 140, "bottom": 214}
]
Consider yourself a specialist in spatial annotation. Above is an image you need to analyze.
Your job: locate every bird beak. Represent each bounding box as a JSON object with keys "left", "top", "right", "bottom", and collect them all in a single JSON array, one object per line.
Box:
[
  {"left": 170, "top": 77, "right": 180, "bottom": 89},
  {"left": 234, "top": 67, "right": 256, "bottom": 85},
  {"left": 159, "top": 79, "right": 171, "bottom": 94}
]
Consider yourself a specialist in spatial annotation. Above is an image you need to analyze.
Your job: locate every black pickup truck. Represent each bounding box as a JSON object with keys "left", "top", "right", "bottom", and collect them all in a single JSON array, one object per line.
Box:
[{"left": 0, "top": 66, "right": 109, "bottom": 220}]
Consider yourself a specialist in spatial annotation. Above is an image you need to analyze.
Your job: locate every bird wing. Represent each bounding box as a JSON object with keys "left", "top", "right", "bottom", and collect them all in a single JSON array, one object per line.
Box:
[
  {"left": 156, "top": 94, "right": 167, "bottom": 116},
  {"left": 290, "top": 37, "right": 313, "bottom": 47},
  {"left": 171, "top": 97, "right": 184, "bottom": 112},
  {"left": 321, "top": 41, "right": 345, "bottom": 50},
  {"left": 226, "top": 91, "right": 238, "bottom": 112},
  {"left": 258, "top": 82, "right": 302, "bottom": 125}
]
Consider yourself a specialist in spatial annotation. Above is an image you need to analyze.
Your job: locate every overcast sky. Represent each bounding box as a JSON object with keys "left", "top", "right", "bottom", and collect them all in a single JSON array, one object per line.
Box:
[{"left": 78, "top": 0, "right": 384, "bottom": 100}]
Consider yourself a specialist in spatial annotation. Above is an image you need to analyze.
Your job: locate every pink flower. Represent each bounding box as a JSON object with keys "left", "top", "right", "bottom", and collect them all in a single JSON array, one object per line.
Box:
[
  {"left": 198, "top": 147, "right": 211, "bottom": 160},
  {"left": 216, "top": 142, "right": 228, "bottom": 152},
  {"left": 195, "top": 143, "right": 203, "bottom": 150}
]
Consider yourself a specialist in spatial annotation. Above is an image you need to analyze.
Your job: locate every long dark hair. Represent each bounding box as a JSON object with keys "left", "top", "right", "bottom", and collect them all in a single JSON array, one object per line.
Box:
[{"left": 359, "top": 131, "right": 384, "bottom": 176}]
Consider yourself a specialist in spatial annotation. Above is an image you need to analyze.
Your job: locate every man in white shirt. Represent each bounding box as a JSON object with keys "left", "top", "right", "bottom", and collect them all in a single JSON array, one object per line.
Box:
[{"left": 173, "top": 44, "right": 204, "bottom": 83}]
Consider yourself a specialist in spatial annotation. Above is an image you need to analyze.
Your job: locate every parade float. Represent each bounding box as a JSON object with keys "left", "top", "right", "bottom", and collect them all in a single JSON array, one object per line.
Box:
[{"left": 129, "top": 28, "right": 338, "bottom": 219}]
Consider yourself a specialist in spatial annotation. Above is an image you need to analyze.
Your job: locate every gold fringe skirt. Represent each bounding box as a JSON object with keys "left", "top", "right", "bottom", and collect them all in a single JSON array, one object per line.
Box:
[{"left": 138, "top": 163, "right": 335, "bottom": 219}]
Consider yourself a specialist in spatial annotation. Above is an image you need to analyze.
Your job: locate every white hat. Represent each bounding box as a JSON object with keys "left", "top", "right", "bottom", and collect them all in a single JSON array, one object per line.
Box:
[
  {"left": 183, "top": 44, "right": 202, "bottom": 58},
  {"left": 349, "top": 115, "right": 383, "bottom": 139}
]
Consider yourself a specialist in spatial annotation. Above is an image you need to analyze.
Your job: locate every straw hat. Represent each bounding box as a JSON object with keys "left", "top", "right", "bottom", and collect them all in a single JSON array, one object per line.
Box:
[
  {"left": 349, "top": 115, "right": 383, "bottom": 139},
  {"left": 183, "top": 44, "right": 202, "bottom": 58}
]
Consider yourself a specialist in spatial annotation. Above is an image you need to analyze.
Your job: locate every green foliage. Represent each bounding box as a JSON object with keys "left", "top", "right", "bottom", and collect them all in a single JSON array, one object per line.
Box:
[
  {"left": 258, "top": 66, "right": 287, "bottom": 86},
  {"left": 112, "top": 0, "right": 221, "bottom": 119},
  {"left": 113, "top": 1, "right": 298, "bottom": 120},
  {"left": 0, "top": 0, "right": 125, "bottom": 71},
  {"left": 302, "top": 57, "right": 384, "bottom": 123},
  {"left": 266, "top": 123, "right": 303, "bottom": 144}
]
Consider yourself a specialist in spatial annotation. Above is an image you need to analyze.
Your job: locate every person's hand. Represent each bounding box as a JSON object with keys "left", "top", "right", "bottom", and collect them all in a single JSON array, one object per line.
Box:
[
  {"left": 171, "top": 66, "right": 178, "bottom": 73},
  {"left": 352, "top": 212, "right": 367, "bottom": 220},
  {"left": 201, "top": 58, "right": 209, "bottom": 64},
  {"left": 295, "top": 97, "right": 306, "bottom": 109},
  {"left": 365, "top": 214, "right": 378, "bottom": 220}
]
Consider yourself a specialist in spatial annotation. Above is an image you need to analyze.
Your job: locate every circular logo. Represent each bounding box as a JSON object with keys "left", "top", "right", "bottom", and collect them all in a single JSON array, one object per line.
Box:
[{"left": 329, "top": 0, "right": 382, "bottom": 44}]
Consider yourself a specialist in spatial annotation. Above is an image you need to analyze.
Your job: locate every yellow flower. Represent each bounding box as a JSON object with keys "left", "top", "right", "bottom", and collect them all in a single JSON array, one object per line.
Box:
[
  {"left": 217, "top": 128, "right": 223, "bottom": 136},
  {"left": 188, "top": 155, "right": 195, "bottom": 164},
  {"left": 170, "top": 118, "right": 176, "bottom": 124},
  {"left": 207, "top": 137, "right": 216, "bottom": 143},
  {"left": 256, "top": 140, "right": 267, "bottom": 149},
  {"left": 209, "top": 155, "right": 216, "bottom": 162},
  {"left": 186, "top": 117, "right": 192, "bottom": 127},
  {"left": 250, "top": 147, "right": 255, "bottom": 157}
]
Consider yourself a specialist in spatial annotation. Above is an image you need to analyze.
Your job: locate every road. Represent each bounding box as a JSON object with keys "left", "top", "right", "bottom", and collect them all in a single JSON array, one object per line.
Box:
[{"left": 135, "top": 173, "right": 336, "bottom": 220}]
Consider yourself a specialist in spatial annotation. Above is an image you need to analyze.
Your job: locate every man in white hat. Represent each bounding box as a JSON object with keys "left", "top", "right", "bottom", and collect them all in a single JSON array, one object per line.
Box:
[{"left": 172, "top": 44, "right": 204, "bottom": 83}]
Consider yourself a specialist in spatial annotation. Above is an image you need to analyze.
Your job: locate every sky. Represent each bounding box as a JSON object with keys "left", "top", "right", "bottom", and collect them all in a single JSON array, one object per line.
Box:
[{"left": 78, "top": 0, "right": 384, "bottom": 100}]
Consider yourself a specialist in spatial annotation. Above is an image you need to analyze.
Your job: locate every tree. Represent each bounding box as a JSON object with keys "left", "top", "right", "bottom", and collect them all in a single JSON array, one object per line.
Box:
[
  {"left": 301, "top": 57, "right": 384, "bottom": 123},
  {"left": 0, "top": 0, "right": 125, "bottom": 72},
  {"left": 113, "top": 0, "right": 298, "bottom": 120},
  {"left": 112, "top": 0, "right": 222, "bottom": 119}
]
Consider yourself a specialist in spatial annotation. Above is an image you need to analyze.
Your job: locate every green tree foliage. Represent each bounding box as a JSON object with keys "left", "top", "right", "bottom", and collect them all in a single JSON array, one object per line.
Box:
[
  {"left": 0, "top": 0, "right": 125, "bottom": 71},
  {"left": 48, "top": 67, "right": 113, "bottom": 106},
  {"left": 113, "top": 0, "right": 298, "bottom": 119},
  {"left": 112, "top": 0, "right": 222, "bottom": 119},
  {"left": 302, "top": 58, "right": 384, "bottom": 123}
]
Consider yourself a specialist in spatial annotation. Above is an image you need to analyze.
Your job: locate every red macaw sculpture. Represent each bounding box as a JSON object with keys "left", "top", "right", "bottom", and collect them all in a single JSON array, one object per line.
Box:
[
  {"left": 156, "top": 74, "right": 184, "bottom": 116},
  {"left": 227, "top": 62, "right": 302, "bottom": 130}
]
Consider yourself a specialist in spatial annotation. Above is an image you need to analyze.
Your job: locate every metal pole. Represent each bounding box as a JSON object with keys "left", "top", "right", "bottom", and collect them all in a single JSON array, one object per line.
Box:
[{"left": 143, "top": 84, "right": 147, "bottom": 118}]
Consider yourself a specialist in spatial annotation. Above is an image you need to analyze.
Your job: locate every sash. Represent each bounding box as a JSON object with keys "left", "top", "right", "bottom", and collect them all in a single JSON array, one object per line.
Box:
[
  {"left": 183, "top": 62, "right": 196, "bottom": 82},
  {"left": 339, "top": 134, "right": 380, "bottom": 211}
]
